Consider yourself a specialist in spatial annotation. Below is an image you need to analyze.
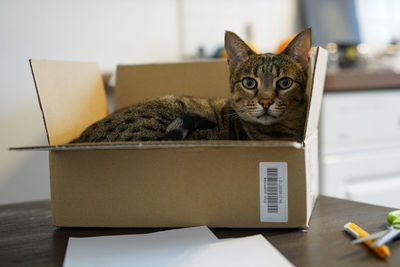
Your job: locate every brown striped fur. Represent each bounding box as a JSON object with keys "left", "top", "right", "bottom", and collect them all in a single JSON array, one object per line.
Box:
[{"left": 72, "top": 29, "right": 311, "bottom": 143}]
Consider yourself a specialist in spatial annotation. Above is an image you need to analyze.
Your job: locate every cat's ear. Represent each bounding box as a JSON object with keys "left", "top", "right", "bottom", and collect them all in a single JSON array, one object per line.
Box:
[
  {"left": 281, "top": 28, "right": 312, "bottom": 71},
  {"left": 225, "top": 31, "right": 255, "bottom": 72}
]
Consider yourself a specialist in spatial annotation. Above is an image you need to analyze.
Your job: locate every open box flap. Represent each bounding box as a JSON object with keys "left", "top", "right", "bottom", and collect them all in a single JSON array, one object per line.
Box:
[
  {"left": 9, "top": 140, "right": 303, "bottom": 151},
  {"left": 30, "top": 59, "right": 108, "bottom": 145},
  {"left": 115, "top": 60, "right": 230, "bottom": 109},
  {"left": 25, "top": 48, "right": 326, "bottom": 149},
  {"left": 303, "top": 47, "right": 328, "bottom": 140}
]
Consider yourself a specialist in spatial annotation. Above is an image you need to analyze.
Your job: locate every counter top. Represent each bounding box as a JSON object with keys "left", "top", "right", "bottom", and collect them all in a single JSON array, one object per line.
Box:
[{"left": 325, "top": 70, "right": 400, "bottom": 91}]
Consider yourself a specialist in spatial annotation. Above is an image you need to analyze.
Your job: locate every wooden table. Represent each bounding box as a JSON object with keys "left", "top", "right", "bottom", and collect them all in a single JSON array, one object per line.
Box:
[{"left": 0, "top": 196, "right": 398, "bottom": 266}]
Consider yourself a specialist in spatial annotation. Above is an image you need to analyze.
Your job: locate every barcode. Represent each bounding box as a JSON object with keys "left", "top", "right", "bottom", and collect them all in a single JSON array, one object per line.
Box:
[
  {"left": 259, "top": 162, "right": 287, "bottom": 222},
  {"left": 267, "top": 168, "right": 278, "bottom": 213}
]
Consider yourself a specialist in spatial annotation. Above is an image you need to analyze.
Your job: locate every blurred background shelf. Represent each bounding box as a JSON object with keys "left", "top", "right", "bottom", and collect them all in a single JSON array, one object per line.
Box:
[{"left": 325, "top": 71, "right": 400, "bottom": 91}]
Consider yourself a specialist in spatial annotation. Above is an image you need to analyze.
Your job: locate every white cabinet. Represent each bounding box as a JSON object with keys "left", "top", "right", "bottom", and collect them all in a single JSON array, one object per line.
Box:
[{"left": 320, "top": 89, "right": 400, "bottom": 208}]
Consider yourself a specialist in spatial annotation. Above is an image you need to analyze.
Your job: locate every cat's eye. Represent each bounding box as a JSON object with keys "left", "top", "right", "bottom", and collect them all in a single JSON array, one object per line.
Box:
[
  {"left": 242, "top": 77, "right": 257, "bottom": 90},
  {"left": 276, "top": 77, "right": 293, "bottom": 90}
]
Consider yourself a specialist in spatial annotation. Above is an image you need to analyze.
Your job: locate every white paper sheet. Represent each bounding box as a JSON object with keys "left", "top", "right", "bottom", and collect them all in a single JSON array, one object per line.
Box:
[
  {"left": 63, "top": 226, "right": 218, "bottom": 267},
  {"left": 186, "top": 235, "right": 294, "bottom": 267},
  {"left": 63, "top": 226, "right": 293, "bottom": 267}
]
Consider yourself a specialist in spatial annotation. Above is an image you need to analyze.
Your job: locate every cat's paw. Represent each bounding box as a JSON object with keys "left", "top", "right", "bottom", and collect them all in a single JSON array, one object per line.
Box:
[
  {"left": 162, "top": 113, "right": 217, "bottom": 141},
  {"left": 162, "top": 129, "right": 187, "bottom": 140}
]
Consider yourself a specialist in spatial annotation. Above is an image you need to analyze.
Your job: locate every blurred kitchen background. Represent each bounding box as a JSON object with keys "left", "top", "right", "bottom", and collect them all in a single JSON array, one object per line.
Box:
[{"left": 1, "top": 0, "right": 400, "bottom": 207}]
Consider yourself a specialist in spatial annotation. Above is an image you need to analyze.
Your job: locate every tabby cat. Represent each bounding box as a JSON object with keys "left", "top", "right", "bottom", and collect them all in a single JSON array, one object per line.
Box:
[{"left": 72, "top": 29, "right": 311, "bottom": 143}]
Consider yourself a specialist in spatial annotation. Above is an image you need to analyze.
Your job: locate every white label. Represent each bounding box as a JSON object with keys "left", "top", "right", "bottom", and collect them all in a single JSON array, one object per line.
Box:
[{"left": 259, "top": 162, "right": 288, "bottom": 222}]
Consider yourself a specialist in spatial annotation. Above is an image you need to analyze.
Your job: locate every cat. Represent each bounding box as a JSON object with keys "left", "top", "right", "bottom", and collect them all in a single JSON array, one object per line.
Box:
[{"left": 72, "top": 29, "right": 311, "bottom": 143}]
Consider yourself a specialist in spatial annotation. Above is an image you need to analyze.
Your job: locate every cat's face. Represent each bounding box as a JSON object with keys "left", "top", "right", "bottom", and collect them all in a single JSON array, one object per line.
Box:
[{"left": 225, "top": 29, "right": 311, "bottom": 125}]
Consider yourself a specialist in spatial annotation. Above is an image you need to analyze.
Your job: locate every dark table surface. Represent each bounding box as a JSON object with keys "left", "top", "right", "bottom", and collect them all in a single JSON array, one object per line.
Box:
[{"left": 0, "top": 195, "right": 399, "bottom": 266}]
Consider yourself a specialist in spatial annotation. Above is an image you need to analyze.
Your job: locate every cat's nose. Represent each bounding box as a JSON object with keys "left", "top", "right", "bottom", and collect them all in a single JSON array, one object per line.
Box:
[{"left": 258, "top": 98, "right": 273, "bottom": 109}]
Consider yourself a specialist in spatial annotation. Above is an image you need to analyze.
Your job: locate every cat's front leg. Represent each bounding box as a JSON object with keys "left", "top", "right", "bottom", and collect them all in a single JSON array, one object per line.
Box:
[{"left": 162, "top": 113, "right": 217, "bottom": 140}]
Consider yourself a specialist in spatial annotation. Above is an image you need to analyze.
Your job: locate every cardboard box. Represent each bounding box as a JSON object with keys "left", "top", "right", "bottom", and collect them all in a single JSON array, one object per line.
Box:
[{"left": 12, "top": 47, "right": 327, "bottom": 228}]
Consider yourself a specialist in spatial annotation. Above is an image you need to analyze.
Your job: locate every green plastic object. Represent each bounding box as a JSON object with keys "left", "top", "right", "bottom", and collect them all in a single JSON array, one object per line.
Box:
[{"left": 387, "top": 210, "right": 400, "bottom": 229}]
